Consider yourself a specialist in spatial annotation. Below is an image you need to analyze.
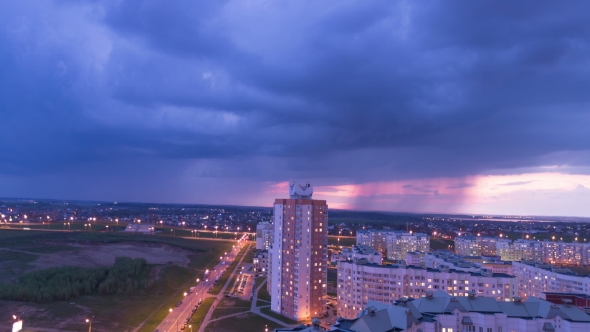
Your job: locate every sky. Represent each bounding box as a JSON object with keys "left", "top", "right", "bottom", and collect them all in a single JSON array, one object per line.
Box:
[{"left": 1, "top": 1, "right": 590, "bottom": 216}]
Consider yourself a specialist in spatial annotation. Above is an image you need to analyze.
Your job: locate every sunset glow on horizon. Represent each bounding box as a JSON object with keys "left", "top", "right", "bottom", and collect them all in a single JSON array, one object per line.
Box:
[{"left": 299, "top": 171, "right": 590, "bottom": 216}]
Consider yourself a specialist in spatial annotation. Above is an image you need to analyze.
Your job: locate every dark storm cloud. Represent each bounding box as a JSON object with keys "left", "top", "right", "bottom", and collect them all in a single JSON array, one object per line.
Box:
[{"left": 1, "top": 0, "right": 590, "bottom": 201}]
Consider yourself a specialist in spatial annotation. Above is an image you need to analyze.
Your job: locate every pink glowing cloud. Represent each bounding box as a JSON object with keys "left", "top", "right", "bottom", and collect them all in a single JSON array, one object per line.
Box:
[{"left": 307, "top": 172, "right": 590, "bottom": 216}]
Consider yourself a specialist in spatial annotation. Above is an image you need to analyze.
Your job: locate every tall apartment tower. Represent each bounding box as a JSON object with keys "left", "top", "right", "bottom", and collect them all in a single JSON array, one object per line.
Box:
[{"left": 269, "top": 181, "right": 328, "bottom": 320}]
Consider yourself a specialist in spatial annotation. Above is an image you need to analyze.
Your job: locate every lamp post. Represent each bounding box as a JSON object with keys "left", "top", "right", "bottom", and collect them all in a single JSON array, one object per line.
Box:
[
  {"left": 86, "top": 316, "right": 94, "bottom": 332},
  {"left": 106, "top": 225, "right": 109, "bottom": 232},
  {"left": 13, "top": 314, "right": 23, "bottom": 330}
]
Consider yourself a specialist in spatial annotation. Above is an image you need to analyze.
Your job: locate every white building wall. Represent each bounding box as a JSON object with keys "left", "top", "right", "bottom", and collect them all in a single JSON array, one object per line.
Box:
[
  {"left": 270, "top": 204, "right": 283, "bottom": 313},
  {"left": 337, "top": 261, "right": 517, "bottom": 319},
  {"left": 295, "top": 204, "right": 312, "bottom": 318},
  {"left": 513, "top": 261, "right": 590, "bottom": 299}
]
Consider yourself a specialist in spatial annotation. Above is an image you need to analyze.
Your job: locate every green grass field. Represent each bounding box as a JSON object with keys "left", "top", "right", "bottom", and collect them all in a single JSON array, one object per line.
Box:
[
  {"left": 242, "top": 246, "right": 257, "bottom": 264},
  {"left": 210, "top": 298, "right": 252, "bottom": 320},
  {"left": 257, "top": 281, "right": 271, "bottom": 302},
  {"left": 189, "top": 297, "right": 215, "bottom": 330},
  {"left": 0, "top": 228, "right": 234, "bottom": 331},
  {"left": 256, "top": 299, "right": 270, "bottom": 307},
  {"left": 430, "top": 238, "right": 454, "bottom": 251},
  {"left": 205, "top": 312, "right": 284, "bottom": 332},
  {"left": 260, "top": 306, "right": 300, "bottom": 324}
]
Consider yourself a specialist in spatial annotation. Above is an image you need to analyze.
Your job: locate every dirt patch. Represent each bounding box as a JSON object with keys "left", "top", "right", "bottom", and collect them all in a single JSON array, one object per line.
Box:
[{"left": 32, "top": 243, "right": 191, "bottom": 270}]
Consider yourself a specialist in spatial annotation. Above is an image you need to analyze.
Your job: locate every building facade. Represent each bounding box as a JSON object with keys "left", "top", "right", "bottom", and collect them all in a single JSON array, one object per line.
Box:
[
  {"left": 386, "top": 232, "right": 430, "bottom": 260},
  {"left": 356, "top": 230, "right": 430, "bottom": 260},
  {"left": 253, "top": 250, "right": 269, "bottom": 276},
  {"left": 330, "top": 292, "right": 590, "bottom": 332},
  {"left": 512, "top": 261, "right": 590, "bottom": 299},
  {"left": 269, "top": 181, "right": 328, "bottom": 320},
  {"left": 337, "top": 260, "right": 517, "bottom": 319},
  {"left": 455, "top": 236, "right": 590, "bottom": 265},
  {"left": 331, "top": 245, "right": 383, "bottom": 265},
  {"left": 256, "top": 221, "right": 274, "bottom": 250}
]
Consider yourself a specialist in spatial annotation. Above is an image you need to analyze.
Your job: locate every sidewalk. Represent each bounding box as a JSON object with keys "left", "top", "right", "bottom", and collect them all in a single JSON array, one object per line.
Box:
[{"left": 250, "top": 280, "right": 289, "bottom": 327}]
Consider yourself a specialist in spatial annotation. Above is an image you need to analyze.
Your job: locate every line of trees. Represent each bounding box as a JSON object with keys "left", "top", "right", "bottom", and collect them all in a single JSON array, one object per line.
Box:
[{"left": 0, "top": 257, "right": 156, "bottom": 303}]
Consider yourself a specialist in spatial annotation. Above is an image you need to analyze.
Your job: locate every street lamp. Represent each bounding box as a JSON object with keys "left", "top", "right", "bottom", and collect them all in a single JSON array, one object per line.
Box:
[
  {"left": 86, "top": 316, "right": 94, "bottom": 332},
  {"left": 13, "top": 314, "right": 23, "bottom": 329},
  {"left": 106, "top": 225, "right": 109, "bottom": 232}
]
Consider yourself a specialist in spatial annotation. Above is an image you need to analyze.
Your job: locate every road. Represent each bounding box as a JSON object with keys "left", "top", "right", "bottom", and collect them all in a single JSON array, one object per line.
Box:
[{"left": 155, "top": 234, "right": 249, "bottom": 332}]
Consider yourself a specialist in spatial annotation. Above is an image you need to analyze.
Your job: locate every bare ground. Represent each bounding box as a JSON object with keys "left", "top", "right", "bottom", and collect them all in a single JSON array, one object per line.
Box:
[{"left": 31, "top": 243, "right": 191, "bottom": 270}]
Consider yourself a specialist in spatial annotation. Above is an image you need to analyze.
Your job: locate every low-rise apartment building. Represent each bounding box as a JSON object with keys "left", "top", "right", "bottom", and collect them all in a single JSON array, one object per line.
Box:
[
  {"left": 253, "top": 250, "right": 269, "bottom": 276},
  {"left": 455, "top": 236, "right": 590, "bottom": 265},
  {"left": 255, "top": 221, "right": 274, "bottom": 250},
  {"left": 513, "top": 260, "right": 590, "bottom": 299},
  {"left": 331, "top": 291, "right": 590, "bottom": 332},
  {"left": 337, "top": 259, "right": 517, "bottom": 319},
  {"left": 356, "top": 230, "right": 430, "bottom": 260},
  {"left": 423, "top": 252, "right": 514, "bottom": 275},
  {"left": 331, "top": 245, "right": 383, "bottom": 265}
]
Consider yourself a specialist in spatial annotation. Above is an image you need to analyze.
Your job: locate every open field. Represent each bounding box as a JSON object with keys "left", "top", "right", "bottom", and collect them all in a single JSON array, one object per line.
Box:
[
  {"left": 257, "top": 281, "right": 271, "bottom": 302},
  {"left": 256, "top": 300, "right": 269, "bottom": 307},
  {"left": 0, "top": 222, "right": 253, "bottom": 241},
  {"left": 0, "top": 229, "right": 234, "bottom": 332},
  {"left": 210, "top": 298, "right": 252, "bottom": 320},
  {"left": 328, "top": 236, "right": 356, "bottom": 247},
  {"left": 430, "top": 238, "right": 454, "bottom": 251},
  {"left": 242, "top": 246, "right": 257, "bottom": 263},
  {"left": 260, "top": 307, "right": 300, "bottom": 324},
  {"left": 204, "top": 312, "right": 283, "bottom": 332}
]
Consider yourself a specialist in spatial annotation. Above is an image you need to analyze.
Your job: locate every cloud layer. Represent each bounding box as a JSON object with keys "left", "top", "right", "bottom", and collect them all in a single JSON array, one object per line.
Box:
[{"left": 1, "top": 1, "right": 590, "bottom": 215}]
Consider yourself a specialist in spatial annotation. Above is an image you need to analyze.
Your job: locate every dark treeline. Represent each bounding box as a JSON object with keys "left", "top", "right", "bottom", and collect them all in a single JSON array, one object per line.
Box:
[{"left": 0, "top": 257, "right": 156, "bottom": 303}]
